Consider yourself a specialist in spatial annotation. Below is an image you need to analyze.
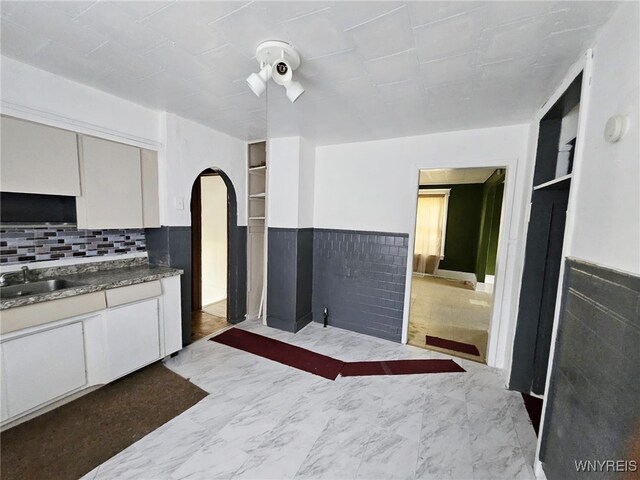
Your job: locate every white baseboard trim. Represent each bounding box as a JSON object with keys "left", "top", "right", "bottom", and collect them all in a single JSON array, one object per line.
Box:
[{"left": 534, "top": 459, "right": 547, "bottom": 479}]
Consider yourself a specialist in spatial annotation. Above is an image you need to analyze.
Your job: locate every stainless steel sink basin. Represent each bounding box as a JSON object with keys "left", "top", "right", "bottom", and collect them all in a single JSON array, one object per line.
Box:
[{"left": 0, "top": 279, "right": 86, "bottom": 299}]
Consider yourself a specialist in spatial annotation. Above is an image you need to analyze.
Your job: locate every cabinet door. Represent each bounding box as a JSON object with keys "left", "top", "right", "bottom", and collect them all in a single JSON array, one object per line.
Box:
[
  {"left": 141, "top": 149, "right": 160, "bottom": 228},
  {"left": 0, "top": 116, "right": 80, "bottom": 195},
  {"left": 161, "top": 276, "right": 182, "bottom": 355},
  {"left": 1, "top": 322, "right": 87, "bottom": 419},
  {"left": 77, "top": 135, "right": 143, "bottom": 229},
  {"left": 104, "top": 298, "right": 160, "bottom": 381},
  {"left": 1, "top": 362, "right": 9, "bottom": 423}
]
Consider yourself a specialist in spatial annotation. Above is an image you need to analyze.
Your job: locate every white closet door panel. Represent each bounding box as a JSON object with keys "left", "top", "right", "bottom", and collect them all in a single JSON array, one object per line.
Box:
[
  {"left": 0, "top": 116, "right": 80, "bottom": 195},
  {"left": 78, "top": 135, "right": 143, "bottom": 229}
]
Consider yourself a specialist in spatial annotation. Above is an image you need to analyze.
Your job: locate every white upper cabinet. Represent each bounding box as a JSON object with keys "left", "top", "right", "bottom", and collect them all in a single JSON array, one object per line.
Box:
[
  {"left": 140, "top": 148, "right": 160, "bottom": 228},
  {"left": 76, "top": 135, "right": 143, "bottom": 229},
  {"left": 1, "top": 116, "right": 160, "bottom": 229},
  {"left": 0, "top": 116, "right": 81, "bottom": 196}
]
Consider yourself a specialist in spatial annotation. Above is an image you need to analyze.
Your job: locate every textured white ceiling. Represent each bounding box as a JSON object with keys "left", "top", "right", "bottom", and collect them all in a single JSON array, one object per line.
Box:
[
  {"left": 0, "top": 1, "right": 618, "bottom": 145},
  {"left": 420, "top": 167, "right": 497, "bottom": 185}
]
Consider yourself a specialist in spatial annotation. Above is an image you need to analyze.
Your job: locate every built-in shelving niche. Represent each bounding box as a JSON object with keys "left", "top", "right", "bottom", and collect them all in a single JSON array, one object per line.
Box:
[{"left": 247, "top": 141, "right": 267, "bottom": 321}]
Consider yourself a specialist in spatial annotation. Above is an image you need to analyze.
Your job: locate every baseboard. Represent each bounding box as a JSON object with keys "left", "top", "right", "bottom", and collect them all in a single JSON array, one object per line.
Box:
[
  {"left": 294, "top": 311, "right": 313, "bottom": 332},
  {"left": 266, "top": 311, "right": 313, "bottom": 333},
  {"left": 228, "top": 314, "right": 247, "bottom": 325},
  {"left": 266, "top": 315, "right": 296, "bottom": 333}
]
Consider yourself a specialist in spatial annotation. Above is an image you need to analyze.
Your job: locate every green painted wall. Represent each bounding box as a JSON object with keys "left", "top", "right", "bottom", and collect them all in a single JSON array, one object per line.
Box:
[
  {"left": 422, "top": 183, "right": 484, "bottom": 274},
  {"left": 475, "top": 171, "right": 505, "bottom": 282},
  {"left": 486, "top": 183, "right": 504, "bottom": 276}
]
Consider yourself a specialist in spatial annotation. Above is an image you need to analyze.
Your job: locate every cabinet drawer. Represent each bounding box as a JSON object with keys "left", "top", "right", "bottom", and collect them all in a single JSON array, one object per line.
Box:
[
  {"left": 0, "top": 292, "right": 106, "bottom": 334},
  {"left": 105, "top": 280, "right": 161, "bottom": 308},
  {"left": 1, "top": 322, "right": 86, "bottom": 418}
]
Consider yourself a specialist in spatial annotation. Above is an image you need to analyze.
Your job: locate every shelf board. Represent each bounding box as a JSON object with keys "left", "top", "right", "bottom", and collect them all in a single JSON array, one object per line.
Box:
[
  {"left": 249, "top": 193, "right": 266, "bottom": 198},
  {"left": 249, "top": 165, "right": 266, "bottom": 172},
  {"left": 533, "top": 173, "right": 572, "bottom": 191},
  {"left": 248, "top": 216, "right": 265, "bottom": 220}
]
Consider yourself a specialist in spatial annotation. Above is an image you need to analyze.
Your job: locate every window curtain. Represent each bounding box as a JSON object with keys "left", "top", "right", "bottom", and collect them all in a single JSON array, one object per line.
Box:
[{"left": 414, "top": 194, "right": 446, "bottom": 273}]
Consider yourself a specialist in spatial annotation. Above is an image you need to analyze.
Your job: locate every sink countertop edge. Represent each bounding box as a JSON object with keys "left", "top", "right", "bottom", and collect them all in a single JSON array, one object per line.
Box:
[{"left": 0, "top": 266, "right": 183, "bottom": 310}]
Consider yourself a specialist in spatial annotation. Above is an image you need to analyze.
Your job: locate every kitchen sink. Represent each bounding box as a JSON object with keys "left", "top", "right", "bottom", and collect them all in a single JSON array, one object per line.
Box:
[{"left": 0, "top": 279, "right": 86, "bottom": 299}]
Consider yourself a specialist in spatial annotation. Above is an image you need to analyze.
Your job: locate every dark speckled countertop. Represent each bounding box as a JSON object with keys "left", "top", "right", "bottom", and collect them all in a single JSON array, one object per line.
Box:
[{"left": 0, "top": 258, "right": 182, "bottom": 310}]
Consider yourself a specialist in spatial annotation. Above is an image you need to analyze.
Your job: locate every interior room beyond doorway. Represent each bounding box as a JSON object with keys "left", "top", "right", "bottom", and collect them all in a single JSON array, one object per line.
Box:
[
  {"left": 408, "top": 167, "right": 505, "bottom": 363},
  {"left": 191, "top": 173, "right": 229, "bottom": 341}
]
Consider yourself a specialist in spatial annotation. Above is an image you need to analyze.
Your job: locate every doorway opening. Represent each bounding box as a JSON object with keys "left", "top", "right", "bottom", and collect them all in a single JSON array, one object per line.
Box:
[
  {"left": 191, "top": 169, "right": 230, "bottom": 341},
  {"left": 510, "top": 72, "right": 582, "bottom": 396},
  {"left": 408, "top": 167, "right": 506, "bottom": 363}
]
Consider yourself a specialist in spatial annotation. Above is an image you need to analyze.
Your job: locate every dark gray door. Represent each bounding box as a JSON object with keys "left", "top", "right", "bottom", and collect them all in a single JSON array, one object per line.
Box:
[{"left": 510, "top": 187, "right": 569, "bottom": 394}]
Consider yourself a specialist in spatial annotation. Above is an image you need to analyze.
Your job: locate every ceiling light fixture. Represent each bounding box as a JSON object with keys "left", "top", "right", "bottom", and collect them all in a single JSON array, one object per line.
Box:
[
  {"left": 246, "top": 40, "right": 304, "bottom": 103},
  {"left": 246, "top": 64, "right": 272, "bottom": 97}
]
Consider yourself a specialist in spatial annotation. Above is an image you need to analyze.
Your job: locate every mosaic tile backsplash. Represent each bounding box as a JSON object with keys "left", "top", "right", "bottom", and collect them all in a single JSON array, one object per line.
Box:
[{"left": 0, "top": 226, "right": 146, "bottom": 265}]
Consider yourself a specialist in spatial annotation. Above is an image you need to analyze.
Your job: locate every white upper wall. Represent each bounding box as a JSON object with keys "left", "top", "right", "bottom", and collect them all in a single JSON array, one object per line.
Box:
[
  {"left": 314, "top": 125, "right": 529, "bottom": 233},
  {"left": 568, "top": 2, "right": 640, "bottom": 274},
  {"left": 267, "top": 136, "right": 300, "bottom": 228},
  {"left": 298, "top": 136, "right": 316, "bottom": 229},
  {"left": 0, "top": 56, "right": 161, "bottom": 147},
  {"left": 267, "top": 135, "right": 315, "bottom": 229},
  {"left": 162, "top": 114, "right": 246, "bottom": 226}
]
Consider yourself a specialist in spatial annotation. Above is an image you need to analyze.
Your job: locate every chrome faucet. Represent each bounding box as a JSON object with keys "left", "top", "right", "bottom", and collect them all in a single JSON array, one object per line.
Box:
[{"left": 21, "top": 266, "right": 31, "bottom": 284}]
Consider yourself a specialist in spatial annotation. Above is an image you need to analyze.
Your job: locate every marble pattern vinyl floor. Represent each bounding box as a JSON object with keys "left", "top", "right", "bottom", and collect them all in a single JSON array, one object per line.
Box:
[{"left": 81, "top": 320, "right": 538, "bottom": 480}]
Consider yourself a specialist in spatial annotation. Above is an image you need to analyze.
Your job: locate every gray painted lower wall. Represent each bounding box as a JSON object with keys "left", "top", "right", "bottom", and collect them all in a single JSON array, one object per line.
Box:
[
  {"left": 228, "top": 224, "right": 248, "bottom": 324},
  {"left": 146, "top": 226, "right": 192, "bottom": 346},
  {"left": 312, "top": 228, "right": 408, "bottom": 342},
  {"left": 146, "top": 225, "right": 247, "bottom": 346},
  {"left": 267, "top": 227, "right": 408, "bottom": 341},
  {"left": 267, "top": 228, "right": 313, "bottom": 333},
  {"left": 540, "top": 259, "right": 640, "bottom": 479}
]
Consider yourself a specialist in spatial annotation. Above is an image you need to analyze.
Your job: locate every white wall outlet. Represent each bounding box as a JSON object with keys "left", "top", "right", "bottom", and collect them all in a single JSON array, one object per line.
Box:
[{"left": 174, "top": 196, "right": 184, "bottom": 210}]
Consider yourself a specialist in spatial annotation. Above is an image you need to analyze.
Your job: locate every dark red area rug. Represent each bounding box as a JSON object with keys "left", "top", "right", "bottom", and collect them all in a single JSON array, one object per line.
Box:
[
  {"left": 340, "top": 359, "right": 465, "bottom": 376},
  {"left": 426, "top": 335, "right": 480, "bottom": 356},
  {"left": 521, "top": 393, "right": 543, "bottom": 436},
  {"left": 212, "top": 328, "right": 345, "bottom": 380},
  {"left": 211, "top": 328, "right": 465, "bottom": 380}
]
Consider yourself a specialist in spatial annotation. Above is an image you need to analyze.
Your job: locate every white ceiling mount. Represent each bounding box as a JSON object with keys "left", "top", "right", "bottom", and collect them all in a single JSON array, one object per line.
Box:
[
  {"left": 255, "top": 40, "right": 301, "bottom": 71},
  {"left": 247, "top": 40, "right": 304, "bottom": 103}
]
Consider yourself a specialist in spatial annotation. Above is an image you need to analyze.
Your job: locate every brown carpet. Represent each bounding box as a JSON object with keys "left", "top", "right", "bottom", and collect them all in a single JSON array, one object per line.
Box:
[{"left": 1, "top": 362, "right": 207, "bottom": 480}]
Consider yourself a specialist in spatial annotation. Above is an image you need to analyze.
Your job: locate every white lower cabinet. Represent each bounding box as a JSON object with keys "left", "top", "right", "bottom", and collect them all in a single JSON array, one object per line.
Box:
[
  {"left": 1, "top": 322, "right": 87, "bottom": 420},
  {"left": 0, "top": 275, "right": 183, "bottom": 427},
  {"left": 104, "top": 298, "right": 161, "bottom": 381},
  {"left": 1, "top": 360, "right": 10, "bottom": 422}
]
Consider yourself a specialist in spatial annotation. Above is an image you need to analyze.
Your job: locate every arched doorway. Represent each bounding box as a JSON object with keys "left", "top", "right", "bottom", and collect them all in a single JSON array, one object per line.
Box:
[{"left": 190, "top": 168, "right": 246, "bottom": 341}]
